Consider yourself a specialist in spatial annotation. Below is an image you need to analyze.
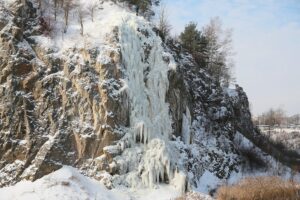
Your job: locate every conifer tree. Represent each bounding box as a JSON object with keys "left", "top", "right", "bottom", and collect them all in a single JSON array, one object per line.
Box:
[{"left": 180, "top": 18, "right": 235, "bottom": 86}]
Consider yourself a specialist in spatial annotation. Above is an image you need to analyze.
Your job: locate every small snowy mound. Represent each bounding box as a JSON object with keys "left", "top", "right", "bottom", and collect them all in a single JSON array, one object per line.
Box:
[
  {"left": 0, "top": 166, "right": 126, "bottom": 200},
  {"left": 180, "top": 192, "right": 214, "bottom": 200}
]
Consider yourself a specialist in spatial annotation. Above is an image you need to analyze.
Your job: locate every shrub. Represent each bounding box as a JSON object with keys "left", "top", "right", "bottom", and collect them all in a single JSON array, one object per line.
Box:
[{"left": 216, "top": 176, "right": 300, "bottom": 200}]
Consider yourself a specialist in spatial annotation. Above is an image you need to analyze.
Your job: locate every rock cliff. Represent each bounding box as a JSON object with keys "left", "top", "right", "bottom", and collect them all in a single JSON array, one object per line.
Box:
[{"left": 0, "top": 0, "right": 298, "bottom": 193}]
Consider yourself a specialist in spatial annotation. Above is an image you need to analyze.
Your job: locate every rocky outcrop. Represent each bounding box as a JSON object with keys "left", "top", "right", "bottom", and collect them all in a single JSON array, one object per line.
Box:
[
  {"left": 165, "top": 42, "right": 242, "bottom": 181},
  {"left": 166, "top": 39, "right": 300, "bottom": 184},
  {"left": 0, "top": 0, "right": 129, "bottom": 186}
]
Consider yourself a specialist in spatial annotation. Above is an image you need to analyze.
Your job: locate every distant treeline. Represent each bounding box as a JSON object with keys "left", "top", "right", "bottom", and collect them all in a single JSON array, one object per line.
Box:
[{"left": 253, "top": 108, "right": 300, "bottom": 127}]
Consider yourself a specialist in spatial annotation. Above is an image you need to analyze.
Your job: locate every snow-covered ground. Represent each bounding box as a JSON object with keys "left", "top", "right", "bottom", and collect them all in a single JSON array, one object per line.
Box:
[
  {"left": 258, "top": 126, "right": 300, "bottom": 153},
  {"left": 0, "top": 166, "right": 125, "bottom": 200},
  {"left": 0, "top": 166, "right": 188, "bottom": 200}
]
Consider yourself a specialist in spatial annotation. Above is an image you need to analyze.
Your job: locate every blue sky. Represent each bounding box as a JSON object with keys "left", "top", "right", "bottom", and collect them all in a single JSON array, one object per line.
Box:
[{"left": 163, "top": 0, "right": 300, "bottom": 116}]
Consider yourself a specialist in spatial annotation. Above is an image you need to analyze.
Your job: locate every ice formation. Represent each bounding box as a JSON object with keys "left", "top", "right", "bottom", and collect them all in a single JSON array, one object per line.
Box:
[
  {"left": 182, "top": 107, "right": 192, "bottom": 145},
  {"left": 119, "top": 17, "right": 173, "bottom": 143},
  {"left": 118, "top": 15, "right": 183, "bottom": 189},
  {"left": 140, "top": 139, "right": 171, "bottom": 188}
]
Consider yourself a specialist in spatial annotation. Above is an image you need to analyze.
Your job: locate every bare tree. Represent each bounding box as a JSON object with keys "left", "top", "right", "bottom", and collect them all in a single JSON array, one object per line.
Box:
[
  {"left": 202, "top": 17, "right": 235, "bottom": 86},
  {"left": 53, "top": 0, "right": 59, "bottom": 21},
  {"left": 60, "top": 0, "right": 64, "bottom": 8},
  {"left": 157, "top": 6, "right": 171, "bottom": 42},
  {"left": 87, "top": 1, "right": 96, "bottom": 22},
  {"left": 288, "top": 114, "right": 300, "bottom": 125},
  {"left": 63, "top": 0, "right": 72, "bottom": 32},
  {"left": 259, "top": 108, "right": 286, "bottom": 127},
  {"left": 37, "top": 0, "right": 53, "bottom": 35},
  {"left": 78, "top": 7, "right": 84, "bottom": 36}
]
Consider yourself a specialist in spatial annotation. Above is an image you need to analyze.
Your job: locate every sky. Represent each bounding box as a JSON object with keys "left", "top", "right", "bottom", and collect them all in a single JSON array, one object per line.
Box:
[{"left": 162, "top": 0, "right": 300, "bottom": 116}]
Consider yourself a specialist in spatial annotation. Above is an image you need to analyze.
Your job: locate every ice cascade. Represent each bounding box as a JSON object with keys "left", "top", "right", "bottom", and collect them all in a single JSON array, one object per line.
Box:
[{"left": 118, "top": 15, "right": 184, "bottom": 189}]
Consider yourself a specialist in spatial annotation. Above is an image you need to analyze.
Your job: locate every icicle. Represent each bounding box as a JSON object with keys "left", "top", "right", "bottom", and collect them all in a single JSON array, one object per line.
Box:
[
  {"left": 138, "top": 139, "right": 173, "bottom": 188},
  {"left": 172, "top": 170, "right": 187, "bottom": 195},
  {"left": 182, "top": 106, "right": 192, "bottom": 144}
]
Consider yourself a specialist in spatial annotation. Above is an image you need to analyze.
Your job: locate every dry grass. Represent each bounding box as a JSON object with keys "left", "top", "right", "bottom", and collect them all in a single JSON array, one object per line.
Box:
[{"left": 216, "top": 176, "right": 300, "bottom": 200}]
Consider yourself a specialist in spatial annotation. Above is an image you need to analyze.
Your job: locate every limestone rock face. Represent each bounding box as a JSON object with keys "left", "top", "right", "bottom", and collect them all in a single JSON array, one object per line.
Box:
[{"left": 0, "top": 0, "right": 128, "bottom": 186}]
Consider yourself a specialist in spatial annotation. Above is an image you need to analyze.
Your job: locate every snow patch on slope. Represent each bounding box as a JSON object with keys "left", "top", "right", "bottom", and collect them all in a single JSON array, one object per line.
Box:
[
  {"left": 0, "top": 166, "right": 127, "bottom": 200},
  {"left": 31, "top": 1, "right": 129, "bottom": 52},
  {"left": 196, "top": 170, "right": 222, "bottom": 194}
]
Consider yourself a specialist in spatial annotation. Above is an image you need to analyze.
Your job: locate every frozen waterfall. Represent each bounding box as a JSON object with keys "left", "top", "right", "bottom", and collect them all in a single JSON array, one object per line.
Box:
[{"left": 118, "top": 15, "right": 185, "bottom": 189}]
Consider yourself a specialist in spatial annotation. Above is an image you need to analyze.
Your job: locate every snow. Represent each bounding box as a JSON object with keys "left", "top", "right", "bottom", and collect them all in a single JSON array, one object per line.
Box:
[
  {"left": 213, "top": 106, "right": 228, "bottom": 119},
  {"left": 1, "top": 0, "right": 16, "bottom": 8},
  {"left": 0, "top": 166, "right": 127, "bottom": 200},
  {"left": 226, "top": 88, "right": 238, "bottom": 97},
  {"left": 0, "top": 160, "right": 25, "bottom": 186},
  {"left": 0, "top": 166, "right": 185, "bottom": 200},
  {"left": 30, "top": 1, "right": 129, "bottom": 52},
  {"left": 258, "top": 126, "right": 300, "bottom": 152},
  {"left": 172, "top": 170, "right": 188, "bottom": 194},
  {"left": 196, "top": 170, "right": 222, "bottom": 194},
  {"left": 182, "top": 192, "right": 215, "bottom": 200},
  {"left": 258, "top": 126, "right": 300, "bottom": 134},
  {"left": 233, "top": 132, "right": 300, "bottom": 182}
]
